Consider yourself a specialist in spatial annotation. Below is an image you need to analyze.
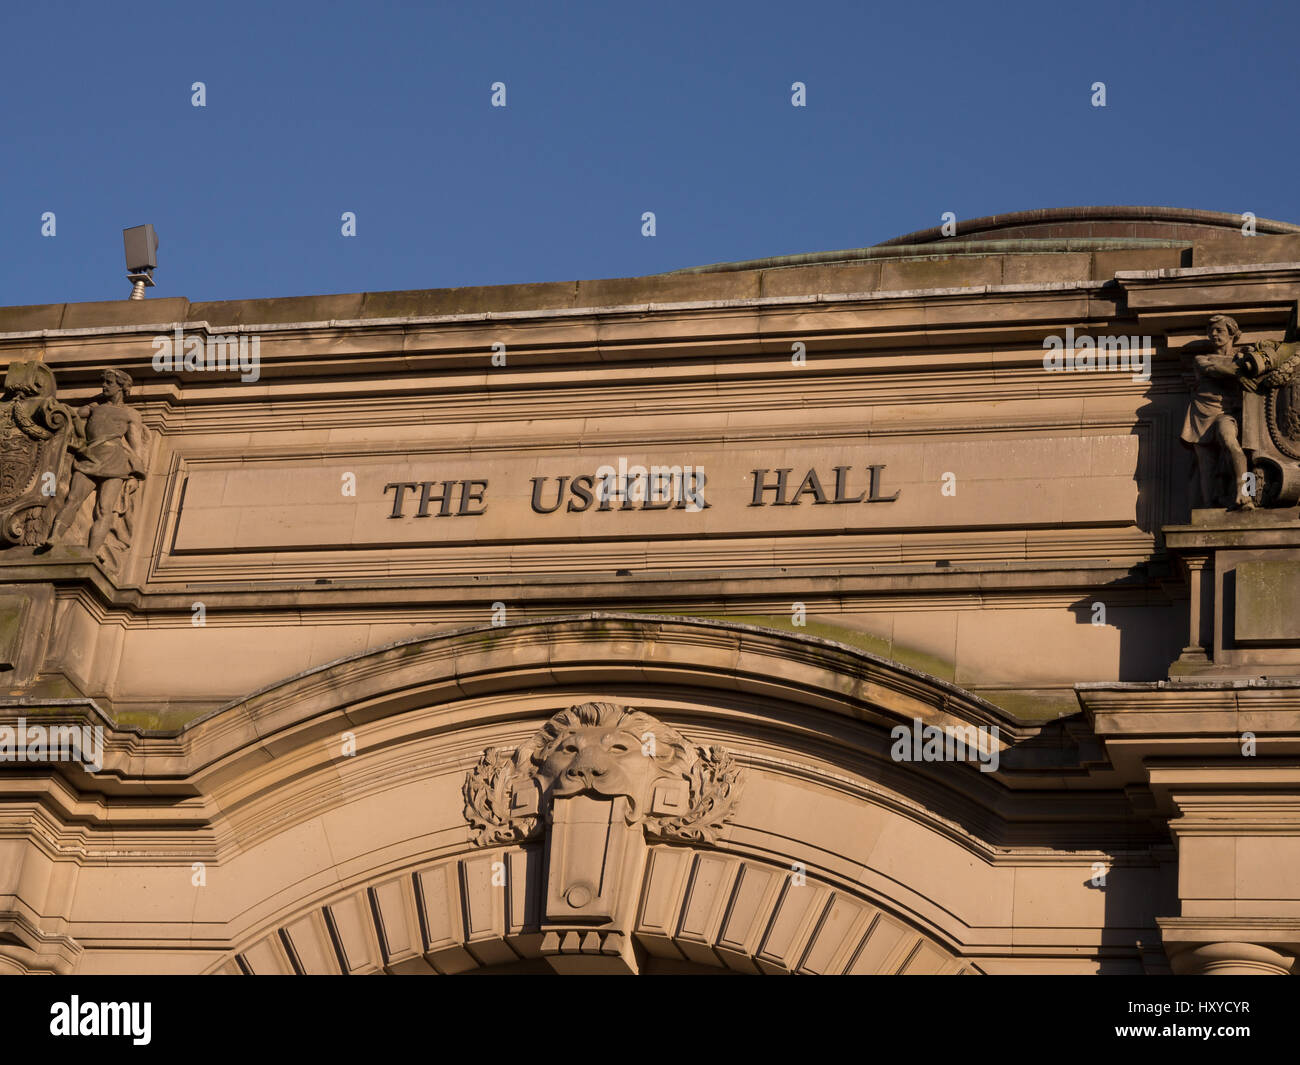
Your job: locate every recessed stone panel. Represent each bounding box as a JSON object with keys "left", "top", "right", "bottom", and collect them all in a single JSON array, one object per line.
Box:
[
  {"left": 168, "top": 435, "right": 1138, "bottom": 555},
  {"left": 1234, "top": 560, "right": 1300, "bottom": 645}
]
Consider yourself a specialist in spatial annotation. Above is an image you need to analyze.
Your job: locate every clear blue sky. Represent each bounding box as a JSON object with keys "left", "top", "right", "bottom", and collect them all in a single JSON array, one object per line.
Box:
[{"left": 3, "top": 0, "right": 1298, "bottom": 306}]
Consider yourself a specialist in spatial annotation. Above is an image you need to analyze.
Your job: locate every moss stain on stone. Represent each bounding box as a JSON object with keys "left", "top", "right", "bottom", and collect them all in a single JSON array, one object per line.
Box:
[
  {"left": 972, "top": 689, "right": 1079, "bottom": 722},
  {"left": 633, "top": 611, "right": 959, "bottom": 683}
]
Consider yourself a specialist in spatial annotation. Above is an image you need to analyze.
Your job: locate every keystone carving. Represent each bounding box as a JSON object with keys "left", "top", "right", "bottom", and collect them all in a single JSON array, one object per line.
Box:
[
  {"left": 464, "top": 701, "right": 742, "bottom": 847},
  {"left": 463, "top": 702, "right": 742, "bottom": 969}
]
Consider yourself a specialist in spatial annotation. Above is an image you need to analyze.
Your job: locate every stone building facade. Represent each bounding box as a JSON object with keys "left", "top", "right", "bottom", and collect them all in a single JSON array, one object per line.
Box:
[{"left": 2, "top": 206, "right": 1300, "bottom": 974}]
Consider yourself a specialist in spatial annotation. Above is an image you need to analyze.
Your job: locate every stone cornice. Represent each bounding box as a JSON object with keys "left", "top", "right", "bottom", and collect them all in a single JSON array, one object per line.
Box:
[
  {"left": 0, "top": 552, "right": 1168, "bottom": 617},
  {"left": 1, "top": 264, "right": 1293, "bottom": 347},
  {"left": 0, "top": 281, "right": 1114, "bottom": 342}
]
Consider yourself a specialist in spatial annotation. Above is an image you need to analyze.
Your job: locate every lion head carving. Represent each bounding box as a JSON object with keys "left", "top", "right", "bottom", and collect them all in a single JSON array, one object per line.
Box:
[{"left": 464, "top": 702, "right": 741, "bottom": 846}]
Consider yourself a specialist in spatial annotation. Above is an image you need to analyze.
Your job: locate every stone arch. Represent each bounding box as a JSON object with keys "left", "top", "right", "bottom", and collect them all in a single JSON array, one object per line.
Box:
[
  {"left": 213, "top": 842, "right": 972, "bottom": 975},
  {"left": 177, "top": 613, "right": 1023, "bottom": 975},
  {"left": 7, "top": 613, "right": 1115, "bottom": 974}
]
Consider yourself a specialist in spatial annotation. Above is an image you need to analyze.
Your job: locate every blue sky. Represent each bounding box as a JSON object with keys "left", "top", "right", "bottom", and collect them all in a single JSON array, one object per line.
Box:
[{"left": 2, "top": 0, "right": 1298, "bottom": 306}]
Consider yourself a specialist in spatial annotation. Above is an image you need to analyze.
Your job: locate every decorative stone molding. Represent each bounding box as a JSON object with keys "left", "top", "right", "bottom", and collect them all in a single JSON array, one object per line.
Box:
[
  {"left": 463, "top": 701, "right": 742, "bottom": 847},
  {"left": 0, "top": 912, "right": 82, "bottom": 975}
]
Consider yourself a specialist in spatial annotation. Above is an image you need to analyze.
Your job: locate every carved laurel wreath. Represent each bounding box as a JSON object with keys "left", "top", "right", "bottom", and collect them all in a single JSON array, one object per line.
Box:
[
  {"left": 463, "top": 702, "right": 742, "bottom": 847},
  {"left": 463, "top": 745, "right": 536, "bottom": 846},
  {"left": 645, "top": 742, "right": 743, "bottom": 845}
]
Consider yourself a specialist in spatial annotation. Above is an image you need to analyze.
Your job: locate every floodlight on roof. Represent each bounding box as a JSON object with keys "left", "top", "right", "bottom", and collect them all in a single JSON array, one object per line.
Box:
[{"left": 123, "top": 224, "right": 159, "bottom": 299}]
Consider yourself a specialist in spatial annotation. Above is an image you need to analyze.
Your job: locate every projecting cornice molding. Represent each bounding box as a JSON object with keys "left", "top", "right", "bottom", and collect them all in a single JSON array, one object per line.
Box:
[{"left": 0, "top": 910, "right": 83, "bottom": 975}]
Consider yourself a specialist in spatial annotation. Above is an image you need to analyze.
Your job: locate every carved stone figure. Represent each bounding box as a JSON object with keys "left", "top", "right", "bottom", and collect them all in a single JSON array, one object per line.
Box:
[
  {"left": 464, "top": 701, "right": 742, "bottom": 846},
  {"left": 0, "top": 361, "right": 72, "bottom": 546},
  {"left": 1181, "top": 315, "right": 1255, "bottom": 510},
  {"left": 41, "top": 369, "right": 148, "bottom": 558}
]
